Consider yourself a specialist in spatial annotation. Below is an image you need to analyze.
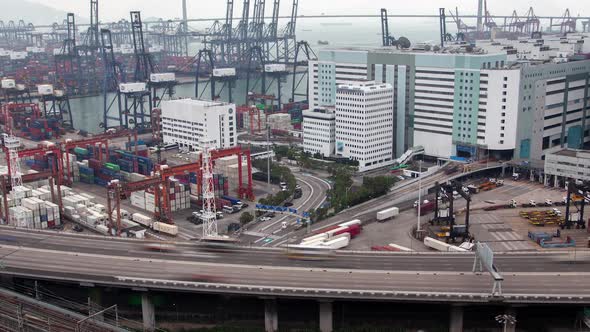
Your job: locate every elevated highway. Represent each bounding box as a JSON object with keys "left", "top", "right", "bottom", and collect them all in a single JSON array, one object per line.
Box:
[
  {"left": 0, "top": 227, "right": 589, "bottom": 303},
  {"left": 0, "top": 227, "right": 589, "bottom": 331}
]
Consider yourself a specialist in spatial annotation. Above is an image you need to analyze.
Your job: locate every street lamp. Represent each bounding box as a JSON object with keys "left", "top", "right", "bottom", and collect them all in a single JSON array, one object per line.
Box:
[
  {"left": 495, "top": 314, "right": 516, "bottom": 332},
  {"left": 416, "top": 160, "right": 423, "bottom": 233}
]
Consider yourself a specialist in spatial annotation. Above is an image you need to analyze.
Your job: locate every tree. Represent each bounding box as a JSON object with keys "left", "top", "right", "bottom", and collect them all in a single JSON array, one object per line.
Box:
[{"left": 239, "top": 212, "right": 254, "bottom": 225}]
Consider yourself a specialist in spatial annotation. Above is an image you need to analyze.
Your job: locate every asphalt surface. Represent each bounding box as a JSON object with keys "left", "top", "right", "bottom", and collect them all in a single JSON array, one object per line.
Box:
[
  {"left": 2, "top": 227, "right": 590, "bottom": 301},
  {"left": 241, "top": 171, "right": 331, "bottom": 245},
  {"left": 1, "top": 227, "right": 590, "bottom": 273}
]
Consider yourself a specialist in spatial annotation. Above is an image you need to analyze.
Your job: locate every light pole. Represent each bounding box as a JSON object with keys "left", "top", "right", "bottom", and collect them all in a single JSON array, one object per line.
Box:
[
  {"left": 495, "top": 314, "right": 516, "bottom": 332},
  {"left": 416, "top": 159, "right": 423, "bottom": 233}
]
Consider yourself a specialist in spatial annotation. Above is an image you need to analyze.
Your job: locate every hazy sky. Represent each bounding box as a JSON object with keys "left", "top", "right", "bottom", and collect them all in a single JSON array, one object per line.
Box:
[{"left": 24, "top": 0, "right": 590, "bottom": 22}]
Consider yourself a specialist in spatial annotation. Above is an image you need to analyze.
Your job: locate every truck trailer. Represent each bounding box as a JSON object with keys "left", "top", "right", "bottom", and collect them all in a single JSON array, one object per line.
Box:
[{"left": 376, "top": 207, "right": 399, "bottom": 222}]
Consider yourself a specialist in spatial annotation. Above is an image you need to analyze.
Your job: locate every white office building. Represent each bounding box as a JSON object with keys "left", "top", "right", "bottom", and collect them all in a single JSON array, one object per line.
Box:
[
  {"left": 302, "top": 108, "right": 336, "bottom": 157},
  {"left": 335, "top": 82, "right": 394, "bottom": 172},
  {"left": 160, "top": 99, "right": 237, "bottom": 151}
]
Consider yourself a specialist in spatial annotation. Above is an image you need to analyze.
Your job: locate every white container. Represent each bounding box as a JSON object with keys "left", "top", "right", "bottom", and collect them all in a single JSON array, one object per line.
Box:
[
  {"left": 132, "top": 213, "right": 153, "bottom": 227},
  {"left": 213, "top": 68, "right": 237, "bottom": 77},
  {"left": 1, "top": 79, "right": 16, "bottom": 89},
  {"left": 0, "top": 50, "right": 10, "bottom": 57},
  {"left": 319, "top": 233, "right": 350, "bottom": 249},
  {"left": 152, "top": 221, "right": 178, "bottom": 236},
  {"left": 423, "top": 236, "right": 468, "bottom": 252},
  {"left": 376, "top": 207, "right": 399, "bottom": 221},
  {"left": 150, "top": 73, "right": 176, "bottom": 83},
  {"left": 37, "top": 84, "right": 54, "bottom": 96},
  {"left": 264, "top": 64, "right": 288, "bottom": 73},
  {"left": 119, "top": 82, "right": 147, "bottom": 93}
]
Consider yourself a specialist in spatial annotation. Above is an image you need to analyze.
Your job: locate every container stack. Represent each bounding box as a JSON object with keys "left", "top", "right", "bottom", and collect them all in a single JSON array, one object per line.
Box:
[
  {"left": 188, "top": 172, "right": 229, "bottom": 197},
  {"left": 79, "top": 163, "right": 95, "bottom": 184},
  {"left": 214, "top": 156, "right": 247, "bottom": 196},
  {"left": 130, "top": 191, "right": 147, "bottom": 210},
  {"left": 168, "top": 178, "right": 190, "bottom": 212},
  {"left": 109, "top": 150, "right": 153, "bottom": 176},
  {"left": 26, "top": 119, "right": 61, "bottom": 141},
  {"left": 62, "top": 153, "right": 79, "bottom": 183}
]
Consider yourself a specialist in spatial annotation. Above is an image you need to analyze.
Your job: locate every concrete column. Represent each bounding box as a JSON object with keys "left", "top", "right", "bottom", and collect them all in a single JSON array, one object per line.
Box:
[
  {"left": 554, "top": 175, "right": 559, "bottom": 188},
  {"left": 264, "top": 299, "right": 278, "bottom": 332},
  {"left": 449, "top": 305, "right": 463, "bottom": 332},
  {"left": 319, "top": 301, "right": 333, "bottom": 332},
  {"left": 88, "top": 288, "right": 103, "bottom": 321},
  {"left": 544, "top": 174, "right": 549, "bottom": 187},
  {"left": 141, "top": 293, "right": 156, "bottom": 332}
]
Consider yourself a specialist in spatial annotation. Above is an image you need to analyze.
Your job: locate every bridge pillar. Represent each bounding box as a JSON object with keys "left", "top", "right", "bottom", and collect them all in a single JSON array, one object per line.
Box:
[
  {"left": 88, "top": 288, "right": 103, "bottom": 321},
  {"left": 141, "top": 293, "right": 156, "bottom": 332},
  {"left": 319, "top": 301, "right": 333, "bottom": 332},
  {"left": 264, "top": 298, "right": 278, "bottom": 332},
  {"left": 449, "top": 305, "right": 463, "bottom": 332}
]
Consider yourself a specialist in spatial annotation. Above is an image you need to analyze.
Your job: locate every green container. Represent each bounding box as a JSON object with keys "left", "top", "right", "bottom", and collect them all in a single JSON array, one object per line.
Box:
[
  {"left": 256, "top": 103, "right": 265, "bottom": 110},
  {"left": 104, "top": 163, "right": 120, "bottom": 171},
  {"left": 74, "top": 147, "right": 89, "bottom": 155}
]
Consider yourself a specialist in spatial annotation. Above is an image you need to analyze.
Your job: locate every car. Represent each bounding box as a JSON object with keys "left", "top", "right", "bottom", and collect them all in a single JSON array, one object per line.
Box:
[
  {"left": 283, "top": 202, "right": 293, "bottom": 207},
  {"left": 73, "top": 225, "right": 84, "bottom": 232},
  {"left": 281, "top": 221, "right": 288, "bottom": 229},
  {"left": 259, "top": 217, "right": 271, "bottom": 222}
]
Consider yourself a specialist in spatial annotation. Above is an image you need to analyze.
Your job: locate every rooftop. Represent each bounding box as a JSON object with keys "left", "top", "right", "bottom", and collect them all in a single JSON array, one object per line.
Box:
[{"left": 551, "top": 148, "right": 590, "bottom": 159}]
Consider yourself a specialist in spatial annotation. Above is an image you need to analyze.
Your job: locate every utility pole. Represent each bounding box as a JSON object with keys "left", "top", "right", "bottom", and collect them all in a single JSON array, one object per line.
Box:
[
  {"left": 416, "top": 159, "right": 423, "bottom": 233},
  {"left": 267, "top": 124, "right": 271, "bottom": 188}
]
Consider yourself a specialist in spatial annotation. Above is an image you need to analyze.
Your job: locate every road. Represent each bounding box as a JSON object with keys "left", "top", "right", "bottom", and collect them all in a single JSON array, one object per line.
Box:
[
  {"left": 273, "top": 162, "right": 503, "bottom": 246},
  {"left": 241, "top": 171, "right": 331, "bottom": 245},
  {"left": 1, "top": 227, "right": 590, "bottom": 303}
]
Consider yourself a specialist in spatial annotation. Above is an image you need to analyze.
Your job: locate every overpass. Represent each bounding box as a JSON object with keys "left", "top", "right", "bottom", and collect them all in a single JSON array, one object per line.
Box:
[{"left": 0, "top": 227, "right": 589, "bottom": 331}]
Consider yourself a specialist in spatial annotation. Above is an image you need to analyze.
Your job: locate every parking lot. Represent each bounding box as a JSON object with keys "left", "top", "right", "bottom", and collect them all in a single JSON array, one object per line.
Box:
[{"left": 347, "top": 177, "right": 590, "bottom": 252}]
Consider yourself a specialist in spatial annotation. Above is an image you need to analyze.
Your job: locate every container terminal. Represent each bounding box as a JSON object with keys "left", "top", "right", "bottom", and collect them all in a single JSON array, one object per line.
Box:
[{"left": 2, "top": 0, "right": 590, "bottom": 330}]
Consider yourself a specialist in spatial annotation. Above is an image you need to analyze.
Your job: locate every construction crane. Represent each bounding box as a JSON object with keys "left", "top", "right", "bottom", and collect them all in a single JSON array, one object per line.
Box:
[{"left": 551, "top": 9, "right": 577, "bottom": 34}]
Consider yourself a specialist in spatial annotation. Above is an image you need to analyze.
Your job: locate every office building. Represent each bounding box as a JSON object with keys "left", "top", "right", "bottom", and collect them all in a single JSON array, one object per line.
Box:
[
  {"left": 335, "top": 82, "right": 394, "bottom": 172},
  {"left": 309, "top": 44, "right": 590, "bottom": 165},
  {"left": 160, "top": 99, "right": 237, "bottom": 151},
  {"left": 302, "top": 108, "right": 336, "bottom": 157}
]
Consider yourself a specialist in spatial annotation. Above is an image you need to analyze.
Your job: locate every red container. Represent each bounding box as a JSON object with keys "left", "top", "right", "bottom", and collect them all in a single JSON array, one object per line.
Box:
[
  {"left": 314, "top": 225, "right": 340, "bottom": 235},
  {"left": 47, "top": 220, "right": 55, "bottom": 228}
]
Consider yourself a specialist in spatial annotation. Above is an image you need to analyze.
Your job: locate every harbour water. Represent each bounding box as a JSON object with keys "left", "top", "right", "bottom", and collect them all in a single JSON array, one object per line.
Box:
[{"left": 69, "top": 19, "right": 440, "bottom": 134}]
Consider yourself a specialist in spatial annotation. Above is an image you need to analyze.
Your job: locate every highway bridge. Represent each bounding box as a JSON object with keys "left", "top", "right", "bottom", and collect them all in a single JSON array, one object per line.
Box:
[{"left": 0, "top": 227, "right": 589, "bottom": 331}]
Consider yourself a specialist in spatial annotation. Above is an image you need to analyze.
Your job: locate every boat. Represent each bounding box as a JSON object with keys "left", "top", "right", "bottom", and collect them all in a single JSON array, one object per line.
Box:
[{"left": 317, "top": 40, "right": 329, "bottom": 45}]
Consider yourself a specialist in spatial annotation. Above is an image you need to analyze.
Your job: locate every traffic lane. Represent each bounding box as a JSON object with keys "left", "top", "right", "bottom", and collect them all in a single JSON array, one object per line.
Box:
[
  {"left": 3, "top": 233, "right": 590, "bottom": 274},
  {"left": 3, "top": 228, "right": 590, "bottom": 273},
  {"left": 259, "top": 173, "right": 330, "bottom": 240},
  {"left": 3, "top": 247, "right": 590, "bottom": 296}
]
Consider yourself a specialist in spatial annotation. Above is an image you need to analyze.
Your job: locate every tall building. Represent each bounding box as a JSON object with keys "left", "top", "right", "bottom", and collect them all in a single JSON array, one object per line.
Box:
[
  {"left": 309, "top": 45, "right": 590, "bottom": 165},
  {"left": 335, "top": 82, "right": 394, "bottom": 172},
  {"left": 302, "top": 107, "right": 336, "bottom": 157},
  {"left": 160, "top": 99, "right": 237, "bottom": 151}
]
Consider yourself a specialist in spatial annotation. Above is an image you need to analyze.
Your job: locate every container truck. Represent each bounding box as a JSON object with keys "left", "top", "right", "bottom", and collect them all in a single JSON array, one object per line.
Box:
[
  {"left": 423, "top": 237, "right": 468, "bottom": 252},
  {"left": 337, "top": 219, "right": 361, "bottom": 228},
  {"left": 416, "top": 201, "right": 436, "bottom": 216},
  {"left": 301, "top": 233, "right": 329, "bottom": 244},
  {"left": 222, "top": 196, "right": 242, "bottom": 206},
  {"left": 152, "top": 222, "right": 178, "bottom": 236},
  {"left": 319, "top": 233, "right": 351, "bottom": 249},
  {"left": 376, "top": 207, "right": 399, "bottom": 222}
]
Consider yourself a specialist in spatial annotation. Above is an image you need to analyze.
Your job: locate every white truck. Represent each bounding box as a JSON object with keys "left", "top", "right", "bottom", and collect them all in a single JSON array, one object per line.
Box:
[
  {"left": 423, "top": 237, "right": 468, "bottom": 252},
  {"left": 152, "top": 222, "right": 178, "bottom": 236},
  {"left": 376, "top": 207, "right": 399, "bottom": 222}
]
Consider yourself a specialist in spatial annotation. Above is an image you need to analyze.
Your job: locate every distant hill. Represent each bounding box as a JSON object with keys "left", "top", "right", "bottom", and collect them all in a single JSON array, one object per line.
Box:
[{"left": 0, "top": 0, "right": 69, "bottom": 25}]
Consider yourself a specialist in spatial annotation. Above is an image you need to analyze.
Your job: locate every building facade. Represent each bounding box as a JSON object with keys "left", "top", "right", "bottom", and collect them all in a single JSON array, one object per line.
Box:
[
  {"left": 302, "top": 108, "right": 336, "bottom": 157},
  {"left": 310, "top": 46, "right": 590, "bottom": 165},
  {"left": 160, "top": 99, "right": 237, "bottom": 151},
  {"left": 544, "top": 149, "right": 590, "bottom": 186},
  {"left": 335, "top": 82, "right": 394, "bottom": 172}
]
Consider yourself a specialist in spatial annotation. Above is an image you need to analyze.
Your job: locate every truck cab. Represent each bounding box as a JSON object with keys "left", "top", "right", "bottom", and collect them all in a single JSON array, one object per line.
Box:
[{"left": 222, "top": 206, "right": 234, "bottom": 214}]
